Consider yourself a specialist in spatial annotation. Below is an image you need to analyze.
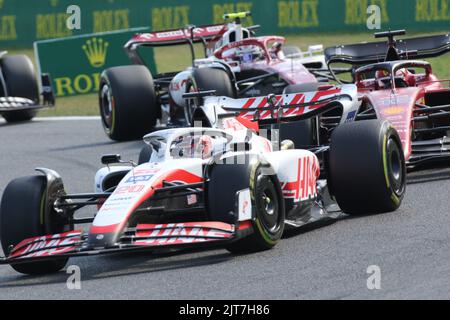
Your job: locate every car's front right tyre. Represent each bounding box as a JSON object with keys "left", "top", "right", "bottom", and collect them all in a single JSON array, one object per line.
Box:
[{"left": 328, "top": 120, "right": 406, "bottom": 215}]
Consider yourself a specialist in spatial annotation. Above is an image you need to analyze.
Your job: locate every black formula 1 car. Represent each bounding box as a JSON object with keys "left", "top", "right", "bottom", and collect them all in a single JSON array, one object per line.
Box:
[{"left": 0, "top": 52, "right": 54, "bottom": 123}]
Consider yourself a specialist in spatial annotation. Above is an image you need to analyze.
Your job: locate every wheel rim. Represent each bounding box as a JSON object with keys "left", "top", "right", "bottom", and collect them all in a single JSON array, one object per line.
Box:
[
  {"left": 387, "top": 137, "right": 405, "bottom": 195},
  {"left": 257, "top": 179, "right": 280, "bottom": 234},
  {"left": 100, "top": 84, "right": 113, "bottom": 130}
]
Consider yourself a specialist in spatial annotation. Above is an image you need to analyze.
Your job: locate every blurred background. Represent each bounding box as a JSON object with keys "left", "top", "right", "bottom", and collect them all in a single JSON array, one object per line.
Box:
[{"left": 2, "top": 0, "right": 448, "bottom": 116}]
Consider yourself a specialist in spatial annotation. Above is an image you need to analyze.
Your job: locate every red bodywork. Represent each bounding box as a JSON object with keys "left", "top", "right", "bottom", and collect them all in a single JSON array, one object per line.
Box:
[
  {"left": 355, "top": 61, "right": 450, "bottom": 160},
  {"left": 125, "top": 26, "right": 317, "bottom": 86},
  {"left": 127, "top": 24, "right": 227, "bottom": 46},
  {"left": 213, "top": 36, "right": 317, "bottom": 85}
]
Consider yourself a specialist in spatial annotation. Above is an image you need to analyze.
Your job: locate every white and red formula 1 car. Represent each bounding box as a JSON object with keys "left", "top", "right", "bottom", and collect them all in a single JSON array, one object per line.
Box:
[{"left": 0, "top": 90, "right": 405, "bottom": 275}]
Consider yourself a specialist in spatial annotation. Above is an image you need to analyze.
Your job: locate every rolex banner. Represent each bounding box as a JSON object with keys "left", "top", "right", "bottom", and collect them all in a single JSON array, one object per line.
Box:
[
  {"left": 34, "top": 28, "right": 156, "bottom": 97},
  {"left": 2, "top": 0, "right": 450, "bottom": 48}
]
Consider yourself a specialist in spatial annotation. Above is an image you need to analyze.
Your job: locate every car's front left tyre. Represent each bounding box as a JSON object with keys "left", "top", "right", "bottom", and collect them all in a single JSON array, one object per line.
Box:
[
  {"left": 0, "top": 176, "right": 69, "bottom": 275},
  {"left": 208, "top": 159, "right": 285, "bottom": 253}
]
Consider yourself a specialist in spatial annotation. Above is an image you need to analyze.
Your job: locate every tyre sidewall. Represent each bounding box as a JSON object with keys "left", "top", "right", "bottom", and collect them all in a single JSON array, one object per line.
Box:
[
  {"left": 184, "top": 68, "right": 235, "bottom": 125},
  {"left": 329, "top": 120, "right": 406, "bottom": 214},
  {"left": 250, "top": 165, "right": 285, "bottom": 246},
  {"left": 99, "top": 66, "right": 159, "bottom": 141},
  {"left": 0, "top": 55, "right": 39, "bottom": 122},
  {"left": 0, "top": 176, "right": 69, "bottom": 274}
]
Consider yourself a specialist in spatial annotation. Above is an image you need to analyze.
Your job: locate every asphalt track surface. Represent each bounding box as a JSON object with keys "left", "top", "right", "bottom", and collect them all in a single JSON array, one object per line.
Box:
[{"left": 1, "top": 117, "right": 450, "bottom": 300}]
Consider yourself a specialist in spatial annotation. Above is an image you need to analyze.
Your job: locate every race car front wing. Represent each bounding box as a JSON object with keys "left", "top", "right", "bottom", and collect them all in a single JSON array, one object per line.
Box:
[
  {"left": 0, "top": 221, "right": 251, "bottom": 266},
  {"left": 0, "top": 74, "right": 55, "bottom": 113}
]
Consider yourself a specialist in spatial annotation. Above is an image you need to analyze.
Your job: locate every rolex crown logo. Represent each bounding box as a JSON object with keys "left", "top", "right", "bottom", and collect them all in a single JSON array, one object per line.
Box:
[{"left": 82, "top": 37, "right": 109, "bottom": 68}]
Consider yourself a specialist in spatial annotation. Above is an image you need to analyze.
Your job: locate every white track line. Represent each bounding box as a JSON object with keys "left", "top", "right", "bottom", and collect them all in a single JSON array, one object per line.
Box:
[
  {"left": 0, "top": 116, "right": 100, "bottom": 123},
  {"left": 34, "top": 116, "right": 101, "bottom": 121}
]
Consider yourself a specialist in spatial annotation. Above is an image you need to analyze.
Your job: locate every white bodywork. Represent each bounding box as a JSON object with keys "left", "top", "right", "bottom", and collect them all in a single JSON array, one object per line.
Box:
[
  {"left": 93, "top": 123, "right": 320, "bottom": 235},
  {"left": 200, "top": 84, "right": 360, "bottom": 128}
]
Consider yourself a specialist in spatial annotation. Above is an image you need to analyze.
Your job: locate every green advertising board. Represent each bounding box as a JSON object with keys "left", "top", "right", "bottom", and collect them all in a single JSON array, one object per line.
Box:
[
  {"left": 35, "top": 27, "right": 156, "bottom": 97},
  {"left": 0, "top": 0, "right": 448, "bottom": 48}
]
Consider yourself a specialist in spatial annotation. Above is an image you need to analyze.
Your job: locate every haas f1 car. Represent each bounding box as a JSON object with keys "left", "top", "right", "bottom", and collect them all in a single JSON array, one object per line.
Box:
[
  {"left": 0, "top": 52, "right": 54, "bottom": 123},
  {"left": 0, "top": 88, "right": 405, "bottom": 275},
  {"left": 326, "top": 30, "right": 450, "bottom": 170},
  {"left": 99, "top": 11, "right": 326, "bottom": 141}
]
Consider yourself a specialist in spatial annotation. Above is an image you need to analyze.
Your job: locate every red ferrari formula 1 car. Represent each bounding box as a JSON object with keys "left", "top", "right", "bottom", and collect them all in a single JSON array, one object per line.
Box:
[
  {"left": 0, "top": 89, "right": 405, "bottom": 275},
  {"left": 325, "top": 30, "right": 450, "bottom": 170},
  {"left": 99, "top": 12, "right": 326, "bottom": 141}
]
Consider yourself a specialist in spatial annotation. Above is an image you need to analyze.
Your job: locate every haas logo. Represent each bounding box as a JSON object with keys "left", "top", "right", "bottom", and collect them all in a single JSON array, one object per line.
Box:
[{"left": 282, "top": 156, "right": 319, "bottom": 202}]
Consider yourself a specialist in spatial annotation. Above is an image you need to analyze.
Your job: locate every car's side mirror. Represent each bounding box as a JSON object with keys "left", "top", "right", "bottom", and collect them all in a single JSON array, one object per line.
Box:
[{"left": 101, "top": 154, "right": 121, "bottom": 165}]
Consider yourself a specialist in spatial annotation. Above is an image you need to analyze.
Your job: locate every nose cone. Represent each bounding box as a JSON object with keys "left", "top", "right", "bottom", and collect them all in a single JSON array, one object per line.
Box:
[{"left": 87, "top": 231, "right": 118, "bottom": 249}]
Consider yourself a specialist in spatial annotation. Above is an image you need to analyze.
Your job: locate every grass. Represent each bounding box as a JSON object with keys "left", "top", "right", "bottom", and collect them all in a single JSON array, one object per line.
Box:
[
  {"left": 8, "top": 31, "right": 450, "bottom": 117},
  {"left": 39, "top": 94, "right": 99, "bottom": 116},
  {"left": 284, "top": 31, "right": 450, "bottom": 80}
]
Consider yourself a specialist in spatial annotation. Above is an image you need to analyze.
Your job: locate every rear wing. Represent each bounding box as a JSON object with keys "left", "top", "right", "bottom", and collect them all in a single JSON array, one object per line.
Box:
[
  {"left": 202, "top": 85, "right": 357, "bottom": 126},
  {"left": 325, "top": 34, "right": 450, "bottom": 65},
  {"left": 125, "top": 24, "right": 227, "bottom": 48},
  {"left": 124, "top": 24, "right": 227, "bottom": 68}
]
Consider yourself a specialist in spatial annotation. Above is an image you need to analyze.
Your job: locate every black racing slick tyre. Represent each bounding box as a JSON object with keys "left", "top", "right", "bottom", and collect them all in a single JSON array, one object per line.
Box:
[
  {"left": 99, "top": 65, "right": 159, "bottom": 141},
  {"left": 208, "top": 159, "right": 285, "bottom": 253},
  {"left": 0, "top": 55, "right": 40, "bottom": 122},
  {"left": 328, "top": 120, "right": 406, "bottom": 215},
  {"left": 0, "top": 176, "right": 69, "bottom": 275},
  {"left": 185, "top": 68, "right": 236, "bottom": 125}
]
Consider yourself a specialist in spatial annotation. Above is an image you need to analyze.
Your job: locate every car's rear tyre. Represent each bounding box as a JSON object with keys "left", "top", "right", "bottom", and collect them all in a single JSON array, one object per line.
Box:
[
  {"left": 0, "top": 55, "right": 40, "bottom": 122},
  {"left": 185, "top": 68, "right": 236, "bottom": 125},
  {"left": 0, "top": 176, "right": 69, "bottom": 275},
  {"left": 208, "top": 159, "right": 285, "bottom": 253},
  {"left": 99, "top": 66, "right": 159, "bottom": 141},
  {"left": 328, "top": 120, "right": 406, "bottom": 215}
]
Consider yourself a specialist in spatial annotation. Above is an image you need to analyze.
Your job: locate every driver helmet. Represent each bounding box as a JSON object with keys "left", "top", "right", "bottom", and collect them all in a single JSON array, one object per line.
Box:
[
  {"left": 195, "top": 135, "right": 214, "bottom": 159},
  {"left": 170, "top": 135, "right": 215, "bottom": 159},
  {"left": 270, "top": 42, "right": 284, "bottom": 59},
  {"left": 395, "top": 68, "right": 415, "bottom": 86},
  {"left": 375, "top": 69, "right": 389, "bottom": 89}
]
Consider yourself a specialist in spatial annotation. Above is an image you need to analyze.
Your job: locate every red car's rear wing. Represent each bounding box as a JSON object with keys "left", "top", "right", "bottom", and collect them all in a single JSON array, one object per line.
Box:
[{"left": 124, "top": 24, "right": 228, "bottom": 68}]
